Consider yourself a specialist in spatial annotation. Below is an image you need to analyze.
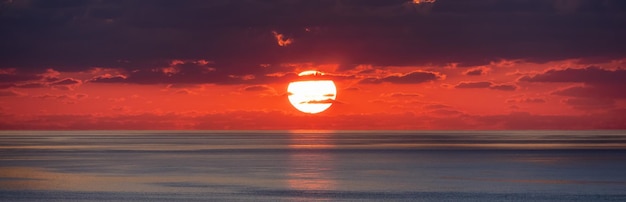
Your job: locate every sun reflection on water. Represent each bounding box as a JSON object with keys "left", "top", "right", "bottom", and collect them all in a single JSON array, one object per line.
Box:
[{"left": 286, "top": 132, "right": 337, "bottom": 191}]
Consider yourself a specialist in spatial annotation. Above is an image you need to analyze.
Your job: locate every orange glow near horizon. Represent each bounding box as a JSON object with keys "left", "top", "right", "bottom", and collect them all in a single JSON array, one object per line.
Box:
[{"left": 0, "top": 59, "right": 625, "bottom": 130}]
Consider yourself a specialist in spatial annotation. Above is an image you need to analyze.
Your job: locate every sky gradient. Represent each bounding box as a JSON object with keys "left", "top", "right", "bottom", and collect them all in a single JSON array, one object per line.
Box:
[{"left": 1, "top": 0, "right": 625, "bottom": 130}]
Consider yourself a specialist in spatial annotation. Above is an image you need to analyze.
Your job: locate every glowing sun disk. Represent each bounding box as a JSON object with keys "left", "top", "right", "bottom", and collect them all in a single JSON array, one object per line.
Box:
[{"left": 287, "top": 71, "right": 337, "bottom": 114}]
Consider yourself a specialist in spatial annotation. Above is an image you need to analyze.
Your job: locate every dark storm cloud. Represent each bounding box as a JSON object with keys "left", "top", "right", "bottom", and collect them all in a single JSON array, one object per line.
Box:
[{"left": 1, "top": 0, "right": 625, "bottom": 83}]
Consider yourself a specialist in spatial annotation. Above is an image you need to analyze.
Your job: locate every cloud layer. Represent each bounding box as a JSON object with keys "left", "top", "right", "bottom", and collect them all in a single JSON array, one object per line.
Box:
[
  {"left": 2, "top": 0, "right": 626, "bottom": 73},
  {"left": 0, "top": 0, "right": 625, "bottom": 130}
]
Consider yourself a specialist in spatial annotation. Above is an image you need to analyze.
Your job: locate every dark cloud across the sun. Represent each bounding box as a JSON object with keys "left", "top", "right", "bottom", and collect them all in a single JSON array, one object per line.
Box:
[{"left": 1, "top": 0, "right": 626, "bottom": 80}]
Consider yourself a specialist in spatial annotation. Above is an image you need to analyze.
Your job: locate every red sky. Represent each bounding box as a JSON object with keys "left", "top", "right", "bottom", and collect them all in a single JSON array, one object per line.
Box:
[{"left": 1, "top": 0, "right": 625, "bottom": 130}]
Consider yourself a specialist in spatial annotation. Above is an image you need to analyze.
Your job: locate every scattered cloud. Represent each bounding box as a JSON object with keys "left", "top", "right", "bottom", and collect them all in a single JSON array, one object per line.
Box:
[
  {"left": 299, "top": 99, "right": 337, "bottom": 104},
  {"left": 429, "top": 109, "right": 464, "bottom": 117},
  {"left": 174, "top": 89, "right": 197, "bottom": 95},
  {"left": 241, "top": 85, "right": 278, "bottom": 96},
  {"left": 360, "top": 71, "right": 445, "bottom": 84},
  {"left": 0, "top": 90, "right": 25, "bottom": 97},
  {"left": 51, "top": 78, "right": 82, "bottom": 86},
  {"left": 242, "top": 85, "right": 275, "bottom": 92},
  {"left": 455, "top": 81, "right": 492, "bottom": 89},
  {"left": 14, "top": 82, "right": 46, "bottom": 88},
  {"left": 519, "top": 66, "right": 626, "bottom": 84},
  {"left": 455, "top": 81, "right": 518, "bottom": 91},
  {"left": 90, "top": 74, "right": 128, "bottom": 83},
  {"left": 0, "top": 68, "right": 17, "bottom": 75},
  {"left": 0, "top": 84, "right": 14, "bottom": 89},
  {"left": 405, "top": 0, "right": 437, "bottom": 14},
  {"left": 521, "top": 66, "right": 626, "bottom": 110},
  {"left": 34, "top": 93, "right": 88, "bottom": 104},
  {"left": 561, "top": 98, "right": 615, "bottom": 110},
  {"left": 412, "top": 0, "right": 436, "bottom": 4},
  {"left": 552, "top": 85, "right": 626, "bottom": 99},
  {"left": 0, "top": 71, "right": 42, "bottom": 83},
  {"left": 271, "top": 31, "right": 293, "bottom": 47},
  {"left": 506, "top": 97, "right": 546, "bottom": 104},
  {"left": 490, "top": 84, "right": 518, "bottom": 91},
  {"left": 381, "top": 92, "right": 423, "bottom": 98},
  {"left": 422, "top": 104, "right": 452, "bottom": 110},
  {"left": 464, "top": 67, "right": 490, "bottom": 76}
]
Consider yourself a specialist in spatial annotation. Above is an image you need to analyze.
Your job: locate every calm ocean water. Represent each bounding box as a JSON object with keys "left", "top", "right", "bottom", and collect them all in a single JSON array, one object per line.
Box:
[{"left": 1, "top": 130, "right": 625, "bottom": 201}]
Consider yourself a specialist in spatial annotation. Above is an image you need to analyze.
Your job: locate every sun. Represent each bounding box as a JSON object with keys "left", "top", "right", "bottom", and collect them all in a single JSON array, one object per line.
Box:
[{"left": 287, "top": 71, "right": 337, "bottom": 114}]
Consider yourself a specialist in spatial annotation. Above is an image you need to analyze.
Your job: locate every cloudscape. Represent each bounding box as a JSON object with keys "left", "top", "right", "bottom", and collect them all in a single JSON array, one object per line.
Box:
[{"left": 1, "top": 0, "right": 625, "bottom": 129}]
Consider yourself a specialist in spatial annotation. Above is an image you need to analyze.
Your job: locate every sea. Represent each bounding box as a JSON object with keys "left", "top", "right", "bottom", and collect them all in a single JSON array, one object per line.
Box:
[{"left": 1, "top": 130, "right": 625, "bottom": 201}]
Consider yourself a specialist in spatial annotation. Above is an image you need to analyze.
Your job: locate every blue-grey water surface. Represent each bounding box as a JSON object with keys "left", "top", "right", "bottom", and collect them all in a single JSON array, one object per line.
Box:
[{"left": 1, "top": 130, "right": 626, "bottom": 201}]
